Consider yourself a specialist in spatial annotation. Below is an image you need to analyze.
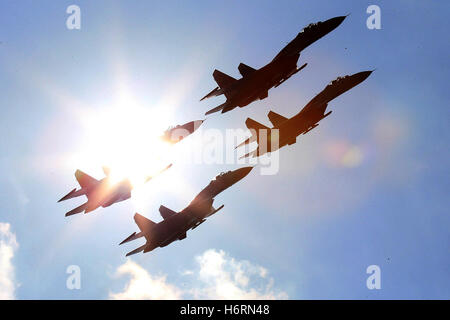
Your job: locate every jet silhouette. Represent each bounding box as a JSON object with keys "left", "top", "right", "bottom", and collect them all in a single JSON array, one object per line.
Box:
[
  {"left": 120, "top": 167, "right": 253, "bottom": 256},
  {"left": 202, "top": 15, "right": 347, "bottom": 115},
  {"left": 58, "top": 164, "right": 172, "bottom": 216},
  {"left": 236, "top": 70, "right": 373, "bottom": 157}
]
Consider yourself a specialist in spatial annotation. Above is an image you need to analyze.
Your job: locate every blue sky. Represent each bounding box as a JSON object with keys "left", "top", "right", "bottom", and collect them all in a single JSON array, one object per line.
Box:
[{"left": 0, "top": 0, "right": 448, "bottom": 299}]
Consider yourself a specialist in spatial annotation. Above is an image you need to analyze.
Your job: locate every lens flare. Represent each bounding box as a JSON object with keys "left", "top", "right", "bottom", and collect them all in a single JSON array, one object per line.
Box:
[{"left": 323, "top": 140, "right": 365, "bottom": 168}]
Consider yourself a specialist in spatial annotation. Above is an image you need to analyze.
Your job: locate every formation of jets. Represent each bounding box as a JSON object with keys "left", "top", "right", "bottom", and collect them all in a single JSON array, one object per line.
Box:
[{"left": 58, "top": 15, "right": 373, "bottom": 256}]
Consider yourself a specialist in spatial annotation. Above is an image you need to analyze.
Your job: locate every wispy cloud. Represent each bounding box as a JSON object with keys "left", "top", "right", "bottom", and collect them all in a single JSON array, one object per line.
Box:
[
  {"left": 109, "top": 249, "right": 287, "bottom": 300},
  {"left": 0, "top": 223, "right": 19, "bottom": 299}
]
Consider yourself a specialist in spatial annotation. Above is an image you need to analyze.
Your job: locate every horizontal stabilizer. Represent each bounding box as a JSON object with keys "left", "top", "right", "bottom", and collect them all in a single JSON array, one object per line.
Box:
[
  {"left": 134, "top": 213, "right": 156, "bottom": 232},
  {"left": 236, "top": 118, "right": 268, "bottom": 149},
  {"left": 126, "top": 244, "right": 146, "bottom": 257},
  {"left": 238, "top": 63, "right": 256, "bottom": 77},
  {"left": 205, "top": 102, "right": 228, "bottom": 115},
  {"left": 200, "top": 86, "right": 221, "bottom": 101},
  {"left": 267, "top": 111, "right": 288, "bottom": 127},
  {"left": 235, "top": 136, "right": 253, "bottom": 149},
  {"left": 159, "top": 205, "right": 177, "bottom": 220},
  {"left": 221, "top": 104, "right": 237, "bottom": 114},
  {"left": 239, "top": 149, "right": 258, "bottom": 159},
  {"left": 58, "top": 188, "right": 78, "bottom": 202},
  {"left": 213, "top": 69, "right": 236, "bottom": 89},
  {"left": 65, "top": 203, "right": 87, "bottom": 217},
  {"left": 120, "top": 231, "right": 144, "bottom": 245}
]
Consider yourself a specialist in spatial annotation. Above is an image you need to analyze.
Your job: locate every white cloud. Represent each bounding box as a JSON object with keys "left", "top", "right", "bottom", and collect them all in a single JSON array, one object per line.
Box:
[
  {"left": 0, "top": 223, "right": 19, "bottom": 299},
  {"left": 109, "top": 260, "right": 182, "bottom": 300},
  {"left": 110, "top": 249, "right": 287, "bottom": 300},
  {"left": 189, "top": 249, "right": 287, "bottom": 300}
]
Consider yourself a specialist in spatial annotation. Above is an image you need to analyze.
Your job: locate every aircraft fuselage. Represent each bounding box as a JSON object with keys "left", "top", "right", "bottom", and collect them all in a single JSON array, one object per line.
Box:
[
  {"left": 225, "top": 53, "right": 300, "bottom": 108},
  {"left": 85, "top": 178, "right": 132, "bottom": 212},
  {"left": 142, "top": 199, "right": 215, "bottom": 252}
]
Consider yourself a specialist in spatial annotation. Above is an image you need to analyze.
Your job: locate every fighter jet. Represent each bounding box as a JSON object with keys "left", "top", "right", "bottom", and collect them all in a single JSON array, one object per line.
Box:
[
  {"left": 161, "top": 120, "right": 204, "bottom": 144},
  {"left": 202, "top": 15, "right": 347, "bottom": 115},
  {"left": 58, "top": 164, "right": 172, "bottom": 216},
  {"left": 120, "top": 166, "right": 253, "bottom": 256},
  {"left": 236, "top": 70, "right": 373, "bottom": 157}
]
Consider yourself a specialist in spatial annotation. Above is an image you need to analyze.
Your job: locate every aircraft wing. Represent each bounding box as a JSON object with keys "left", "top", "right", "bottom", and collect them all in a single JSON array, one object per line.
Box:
[
  {"left": 159, "top": 205, "right": 177, "bottom": 220},
  {"left": 238, "top": 63, "right": 256, "bottom": 77},
  {"left": 75, "top": 170, "right": 99, "bottom": 189},
  {"left": 200, "top": 86, "right": 221, "bottom": 101},
  {"left": 213, "top": 69, "right": 237, "bottom": 89},
  {"left": 246, "top": 117, "right": 269, "bottom": 131},
  {"left": 126, "top": 244, "right": 146, "bottom": 257},
  {"left": 65, "top": 203, "right": 87, "bottom": 217},
  {"left": 134, "top": 213, "right": 156, "bottom": 232},
  {"left": 235, "top": 117, "right": 269, "bottom": 149},
  {"left": 267, "top": 111, "right": 288, "bottom": 127}
]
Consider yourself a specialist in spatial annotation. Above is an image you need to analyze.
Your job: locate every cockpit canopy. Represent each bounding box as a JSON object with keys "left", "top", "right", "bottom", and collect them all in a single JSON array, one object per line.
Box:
[
  {"left": 329, "top": 75, "right": 349, "bottom": 86},
  {"left": 297, "top": 21, "right": 322, "bottom": 36}
]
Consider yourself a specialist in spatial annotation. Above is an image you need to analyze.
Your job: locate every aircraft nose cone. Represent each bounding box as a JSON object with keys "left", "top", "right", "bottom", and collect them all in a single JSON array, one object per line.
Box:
[
  {"left": 359, "top": 70, "right": 374, "bottom": 81},
  {"left": 319, "top": 15, "right": 347, "bottom": 34},
  {"left": 331, "top": 15, "right": 347, "bottom": 27},
  {"left": 237, "top": 166, "right": 254, "bottom": 178}
]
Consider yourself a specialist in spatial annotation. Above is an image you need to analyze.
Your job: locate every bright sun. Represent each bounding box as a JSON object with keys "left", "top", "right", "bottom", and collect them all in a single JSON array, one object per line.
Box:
[{"left": 70, "top": 95, "right": 176, "bottom": 189}]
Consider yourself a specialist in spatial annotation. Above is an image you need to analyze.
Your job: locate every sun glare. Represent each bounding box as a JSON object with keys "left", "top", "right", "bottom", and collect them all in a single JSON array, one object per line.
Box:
[{"left": 72, "top": 96, "right": 177, "bottom": 189}]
